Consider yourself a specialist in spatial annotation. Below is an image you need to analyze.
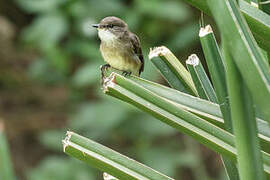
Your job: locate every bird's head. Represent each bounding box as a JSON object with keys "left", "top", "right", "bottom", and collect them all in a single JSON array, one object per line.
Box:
[{"left": 92, "top": 16, "right": 128, "bottom": 42}]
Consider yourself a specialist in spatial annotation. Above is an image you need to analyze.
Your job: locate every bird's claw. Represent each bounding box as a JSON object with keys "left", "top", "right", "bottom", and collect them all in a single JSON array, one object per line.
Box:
[
  {"left": 100, "top": 64, "right": 111, "bottom": 73},
  {"left": 122, "top": 71, "right": 132, "bottom": 77},
  {"left": 100, "top": 64, "right": 111, "bottom": 84}
]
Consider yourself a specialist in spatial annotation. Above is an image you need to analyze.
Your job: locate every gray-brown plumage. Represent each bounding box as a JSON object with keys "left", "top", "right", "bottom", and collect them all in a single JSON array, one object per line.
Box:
[{"left": 92, "top": 16, "right": 144, "bottom": 76}]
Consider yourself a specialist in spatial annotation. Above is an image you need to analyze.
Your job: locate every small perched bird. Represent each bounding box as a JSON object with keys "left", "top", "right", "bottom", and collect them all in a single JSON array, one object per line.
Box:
[{"left": 92, "top": 16, "right": 144, "bottom": 77}]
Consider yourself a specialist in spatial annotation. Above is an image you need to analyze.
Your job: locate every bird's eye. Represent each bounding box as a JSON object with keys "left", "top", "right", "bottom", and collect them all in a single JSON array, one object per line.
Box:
[{"left": 108, "top": 24, "right": 114, "bottom": 28}]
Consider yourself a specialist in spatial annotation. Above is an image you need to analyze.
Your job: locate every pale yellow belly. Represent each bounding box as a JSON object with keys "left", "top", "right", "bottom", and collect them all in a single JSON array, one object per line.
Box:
[{"left": 101, "top": 45, "right": 140, "bottom": 76}]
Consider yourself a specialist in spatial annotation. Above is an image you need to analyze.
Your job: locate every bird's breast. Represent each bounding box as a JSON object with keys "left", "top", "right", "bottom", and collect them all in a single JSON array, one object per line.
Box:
[{"left": 100, "top": 42, "right": 141, "bottom": 75}]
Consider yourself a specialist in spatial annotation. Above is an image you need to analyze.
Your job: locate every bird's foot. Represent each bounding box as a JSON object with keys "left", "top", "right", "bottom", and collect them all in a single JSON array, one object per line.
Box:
[
  {"left": 122, "top": 71, "right": 132, "bottom": 77},
  {"left": 100, "top": 64, "right": 111, "bottom": 84},
  {"left": 100, "top": 64, "right": 111, "bottom": 73}
]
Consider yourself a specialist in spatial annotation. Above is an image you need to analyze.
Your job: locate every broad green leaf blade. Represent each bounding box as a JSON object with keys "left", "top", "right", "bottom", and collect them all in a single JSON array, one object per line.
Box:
[
  {"left": 224, "top": 44, "right": 266, "bottom": 180},
  {"left": 104, "top": 77, "right": 236, "bottom": 159},
  {"left": 186, "top": 54, "right": 218, "bottom": 102},
  {"left": 240, "top": 0, "right": 270, "bottom": 52},
  {"left": 199, "top": 25, "right": 233, "bottom": 131},
  {"left": 130, "top": 74, "right": 270, "bottom": 135},
  {"left": 103, "top": 72, "right": 270, "bottom": 175},
  {"left": 186, "top": 61, "right": 208, "bottom": 100},
  {"left": 207, "top": 0, "right": 270, "bottom": 123},
  {"left": 150, "top": 52, "right": 189, "bottom": 93},
  {"left": 222, "top": 158, "right": 240, "bottom": 180},
  {"left": 199, "top": 22, "right": 270, "bottom": 131},
  {"left": 134, "top": 76, "right": 270, "bottom": 154},
  {"left": 259, "top": 0, "right": 270, "bottom": 14},
  {"left": 182, "top": 0, "right": 270, "bottom": 52},
  {"left": 149, "top": 46, "right": 198, "bottom": 96},
  {"left": 104, "top": 68, "right": 270, "bottom": 153},
  {"left": 63, "top": 131, "right": 173, "bottom": 180},
  {"left": 199, "top": 25, "right": 239, "bottom": 180},
  {"left": 104, "top": 67, "right": 223, "bottom": 128},
  {"left": 0, "top": 122, "right": 16, "bottom": 180}
]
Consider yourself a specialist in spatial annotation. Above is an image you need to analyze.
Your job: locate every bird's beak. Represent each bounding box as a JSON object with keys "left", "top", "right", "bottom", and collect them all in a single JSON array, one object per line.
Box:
[{"left": 92, "top": 24, "right": 99, "bottom": 28}]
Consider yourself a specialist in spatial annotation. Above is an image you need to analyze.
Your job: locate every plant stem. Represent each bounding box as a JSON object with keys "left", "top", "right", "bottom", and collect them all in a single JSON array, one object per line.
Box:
[
  {"left": 182, "top": 0, "right": 270, "bottom": 52},
  {"left": 103, "top": 68, "right": 270, "bottom": 154},
  {"left": 186, "top": 54, "right": 218, "bottom": 102},
  {"left": 149, "top": 46, "right": 197, "bottom": 96},
  {"left": 199, "top": 25, "right": 240, "bottom": 179},
  {"left": 224, "top": 44, "right": 266, "bottom": 180},
  {"left": 151, "top": 52, "right": 189, "bottom": 93},
  {"left": 63, "top": 131, "right": 173, "bottom": 180}
]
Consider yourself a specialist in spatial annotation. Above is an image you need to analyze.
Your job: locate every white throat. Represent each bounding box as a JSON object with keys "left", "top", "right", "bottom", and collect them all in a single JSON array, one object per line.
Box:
[{"left": 98, "top": 29, "right": 117, "bottom": 43}]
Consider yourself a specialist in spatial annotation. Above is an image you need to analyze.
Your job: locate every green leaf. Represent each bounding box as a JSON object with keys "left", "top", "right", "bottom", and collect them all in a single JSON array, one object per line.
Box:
[
  {"left": 186, "top": 54, "right": 218, "bottom": 102},
  {"left": 259, "top": 0, "right": 270, "bottom": 14},
  {"left": 199, "top": 25, "right": 233, "bottom": 131},
  {"left": 207, "top": 0, "right": 270, "bottom": 123},
  {"left": 240, "top": 0, "right": 270, "bottom": 51},
  {"left": 182, "top": 0, "right": 270, "bottom": 52},
  {"left": 199, "top": 24, "right": 239, "bottom": 180},
  {"left": 103, "top": 68, "right": 270, "bottom": 153},
  {"left": 134, "top": 76, "right": 270, "bottom": 154},
  {"left": 102, "top": 72, "right": 270, "bottom": 175},
  {"left": 186, "top": 51, "right": 239, "bottom": 179},
  {"left": 150, "top": 52, "right": 188, "bottom": 93},
  {"left": 63, "top": 131, "right": 174, "bottom": 180},
  {"left": 223, "top": 43, "right": 266, "bottom": 180},
  {"left": 149, "top": 46, "right": 197, "bottom": 96}
]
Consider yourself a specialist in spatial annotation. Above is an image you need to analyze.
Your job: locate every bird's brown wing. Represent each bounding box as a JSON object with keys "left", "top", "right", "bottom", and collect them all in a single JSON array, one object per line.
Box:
[{"left": 130, "top": 33, "right": 144, "bottom": 75}]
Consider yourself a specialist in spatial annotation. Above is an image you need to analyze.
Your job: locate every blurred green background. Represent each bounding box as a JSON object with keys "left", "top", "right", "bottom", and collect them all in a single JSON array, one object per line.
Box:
[{"left": 0, "top": 0, "right": 226, "bottom": 179}]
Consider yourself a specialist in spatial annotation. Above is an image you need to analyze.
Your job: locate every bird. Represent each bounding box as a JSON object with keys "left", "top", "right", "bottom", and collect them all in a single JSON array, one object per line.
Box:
[{"left": 92, "top": 16, "right": 144, "bottom": 77}]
